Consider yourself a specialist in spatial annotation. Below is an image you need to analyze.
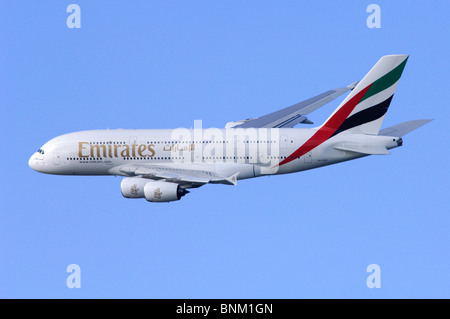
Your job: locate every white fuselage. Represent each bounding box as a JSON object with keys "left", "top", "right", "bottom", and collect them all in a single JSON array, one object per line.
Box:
[{"left": 28, "top": 128, "right": 400, "bottom": 181}]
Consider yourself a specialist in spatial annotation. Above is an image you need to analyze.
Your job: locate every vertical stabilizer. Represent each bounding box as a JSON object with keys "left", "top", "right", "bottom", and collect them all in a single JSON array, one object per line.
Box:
[{"left": 321, "top": 55, "right": 409, "bottom": 136}]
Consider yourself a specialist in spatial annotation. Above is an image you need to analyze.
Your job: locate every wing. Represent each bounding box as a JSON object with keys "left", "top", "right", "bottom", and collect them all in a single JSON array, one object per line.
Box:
[
  {"left": 118, "top": 163, "right": 239, "bottom": 188},
  {"left": 229, "top": 81, "right": 358, "bottom": 129}
]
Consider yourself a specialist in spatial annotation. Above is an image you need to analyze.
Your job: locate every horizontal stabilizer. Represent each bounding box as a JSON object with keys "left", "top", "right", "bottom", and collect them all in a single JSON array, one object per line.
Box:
[
  {"left": 334, "top": 144, "right": 390, "bottom": 155},
  {"left": 379, "top": 119, "right": 432, "bottom": 137}
]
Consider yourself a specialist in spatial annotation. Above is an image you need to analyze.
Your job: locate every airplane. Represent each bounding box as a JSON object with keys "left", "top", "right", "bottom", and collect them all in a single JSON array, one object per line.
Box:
[{"left": 29, "top": 54, "right": 431, "bottom": 202}]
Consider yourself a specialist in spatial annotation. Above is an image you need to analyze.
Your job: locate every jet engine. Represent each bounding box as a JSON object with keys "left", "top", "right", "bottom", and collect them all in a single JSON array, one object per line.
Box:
[
  {"left": 144, "top": 181, "right": 189, "bottom": 202},
  {"left": 121, "top": 177, "right": 189, "bottom": 202},
  {"left": 121, "top": 177, "right": 147, "bottom": 198}
]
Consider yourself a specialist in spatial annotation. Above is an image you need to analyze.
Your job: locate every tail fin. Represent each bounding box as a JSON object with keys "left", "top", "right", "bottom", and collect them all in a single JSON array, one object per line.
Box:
[{"left": 321, "top": 54, "right": 409, "bottom": 136}]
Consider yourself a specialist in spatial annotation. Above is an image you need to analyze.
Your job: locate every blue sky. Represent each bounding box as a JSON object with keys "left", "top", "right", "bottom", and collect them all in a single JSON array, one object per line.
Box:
[{"left": 1, "top": 1, "right": 449, "bottom": 298}]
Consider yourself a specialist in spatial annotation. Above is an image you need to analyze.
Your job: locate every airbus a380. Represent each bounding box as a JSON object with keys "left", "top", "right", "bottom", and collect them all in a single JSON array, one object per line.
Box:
[{"left": 29, "top": 55, "right": 431, "bottom": 202}]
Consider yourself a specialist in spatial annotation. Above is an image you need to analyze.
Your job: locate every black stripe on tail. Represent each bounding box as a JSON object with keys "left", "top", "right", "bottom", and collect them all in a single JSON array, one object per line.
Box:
[{"left": 331, "top": 95, "right": 394, "bottom": 137}]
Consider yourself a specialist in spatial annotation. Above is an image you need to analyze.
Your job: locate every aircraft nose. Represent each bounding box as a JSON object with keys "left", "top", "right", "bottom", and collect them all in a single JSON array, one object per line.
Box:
[
  {"left": 29, "top": 152, "right": 44, "bottom": 172},
  {"left": 28, "top": 153, "right": 37, "bottom": 170}
]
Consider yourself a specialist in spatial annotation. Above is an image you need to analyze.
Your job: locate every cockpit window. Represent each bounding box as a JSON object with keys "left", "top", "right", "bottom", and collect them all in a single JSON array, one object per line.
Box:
[{"left": 37, "top": 149, "right": 45, "bottom": 155}]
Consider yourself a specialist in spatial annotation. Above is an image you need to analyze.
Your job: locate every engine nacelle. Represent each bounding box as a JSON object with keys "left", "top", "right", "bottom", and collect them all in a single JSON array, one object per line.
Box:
[
  {"left": 121, "top": 177, "right": 189, "bottom": 202},
  {"left": 144, "top": 181, "right": 189, "bottom": 202},
  {"left": 121, "top": 177, "right": 148, "bottom": 198}
]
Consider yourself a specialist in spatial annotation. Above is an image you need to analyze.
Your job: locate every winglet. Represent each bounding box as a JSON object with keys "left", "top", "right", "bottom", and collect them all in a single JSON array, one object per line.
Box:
[
  {"left": 301, "top": 117, "right": 314, "bottom": 124},
  {"left": 226, "top": 172, "right": 239, "bottom": 186},
  {"left": 348, "top": 81, "right": 359, "bottom": 90}
]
